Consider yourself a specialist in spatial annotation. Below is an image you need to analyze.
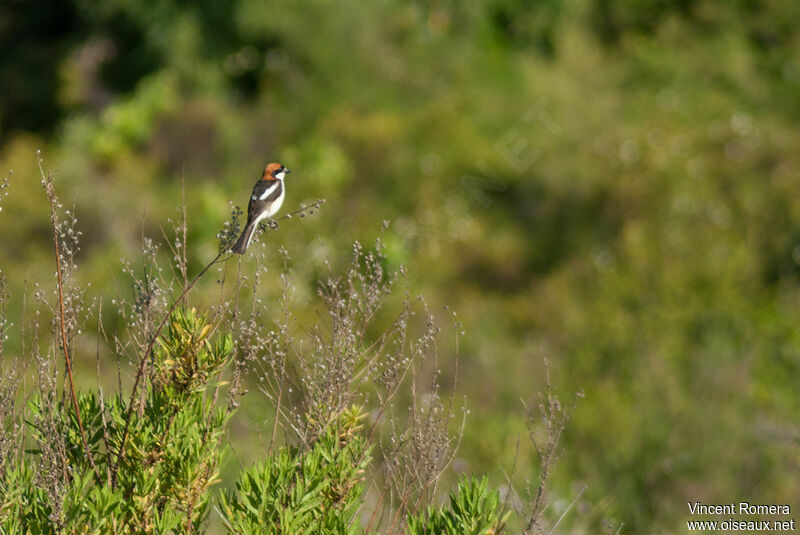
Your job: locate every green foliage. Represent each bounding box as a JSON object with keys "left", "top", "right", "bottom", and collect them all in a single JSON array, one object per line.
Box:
[
  {"left": 0, "top": 307, "right": 232, "bottom": 534},
  {"left": 1, "top": 298, "right": 511, "bottom": 533},
  {"left": 0, "top": 462, "right": 52, "bottom": 534},
  {"left": 218, "top": 406, "right": 370, "bottom": 534},
  {"left": 407, "top": 476, "right": 508, "bottom": 535}
]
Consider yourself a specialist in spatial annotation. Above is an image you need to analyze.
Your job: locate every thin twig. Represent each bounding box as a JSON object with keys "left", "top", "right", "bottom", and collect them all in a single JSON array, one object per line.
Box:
[
  {"left": 268, "top": 254, "right": 295, "bottom": 454},
  {"left": 114, "top": 199, "right": 325, "bottom": 486},
  {"left": 113, "top": 250, "right": 227, "bottom": 487},
  {"left": 37, "top": 156, "right": 100, "bottom": 480},
  {"left": 499, "top": 433, "right": 521, "bottom": 528},
  {"left": 96, "top": 302, "right": 113, "bottom": 486},
  {"left": 546, "top": 485, "right": 586, "bottom": 535},
  {"left": 181, "top": 168, "right": 189, "bottom": 289}
]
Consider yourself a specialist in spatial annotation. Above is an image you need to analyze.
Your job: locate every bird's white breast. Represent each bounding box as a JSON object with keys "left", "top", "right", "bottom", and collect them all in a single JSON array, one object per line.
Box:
[
  {"left": 265, "top": 186, "right": 285, "bottom": 217},
  {"left": 256, "top": 181, "right": 279, "bottom": 200},
  {"left": 253, "top": 182, "right": 285, "bottom": 225}
]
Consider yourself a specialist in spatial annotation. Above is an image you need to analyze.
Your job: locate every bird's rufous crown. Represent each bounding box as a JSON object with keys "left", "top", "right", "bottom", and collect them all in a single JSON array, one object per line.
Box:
[{"left": 261, "top": 162, "right": 284, "bottom": 180}]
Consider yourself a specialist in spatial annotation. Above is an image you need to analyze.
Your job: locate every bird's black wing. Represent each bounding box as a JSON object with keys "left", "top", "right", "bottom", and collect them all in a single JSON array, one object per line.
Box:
[{"left": 246, "top": 179, "right": 283, "bottom": 222}]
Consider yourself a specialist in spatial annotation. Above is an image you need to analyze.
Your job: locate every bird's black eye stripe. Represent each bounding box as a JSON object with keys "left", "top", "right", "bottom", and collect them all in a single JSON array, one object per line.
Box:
[{"left": 273, "top": 166, "right": 284, "bottom": 177}]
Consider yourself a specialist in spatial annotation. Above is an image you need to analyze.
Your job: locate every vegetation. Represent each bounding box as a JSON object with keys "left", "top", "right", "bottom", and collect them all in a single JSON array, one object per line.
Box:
[
  {"left": 1, "top": 307, "right": 231, "bottom": 533},
  {"left": 3, "top": 0, "right": 800, "bottom": 532},
  {"left": 0, "top": 166, "right": 550, "bottom": 533}
]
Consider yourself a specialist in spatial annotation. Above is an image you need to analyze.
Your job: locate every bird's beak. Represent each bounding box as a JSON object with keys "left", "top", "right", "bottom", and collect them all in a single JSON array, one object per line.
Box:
[{"left": 284, "top": 168, "right": 291, "bottom": 174}]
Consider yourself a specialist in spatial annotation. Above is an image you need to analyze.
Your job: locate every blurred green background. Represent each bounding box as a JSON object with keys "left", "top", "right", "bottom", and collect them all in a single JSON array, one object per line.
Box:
[{"left": 3, "top": 0, "right": 800, "bottom": 532}]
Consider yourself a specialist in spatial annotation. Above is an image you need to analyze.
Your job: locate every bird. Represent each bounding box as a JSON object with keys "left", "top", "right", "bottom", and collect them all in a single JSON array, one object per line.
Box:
[{"left": 231, "top": 162, "right": 290, "bottom": 254}]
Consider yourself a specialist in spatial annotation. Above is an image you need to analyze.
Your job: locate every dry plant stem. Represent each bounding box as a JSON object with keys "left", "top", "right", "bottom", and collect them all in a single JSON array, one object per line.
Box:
[
  {"left": 160, "top": 226, "right": 183, "bottom": 285},
  {"left": 275, "top": 199, "right": 325, "bottom": 223},
  {"left": 364, "top": 481, "right": 387, "bottom": 534},
  {"left": 387, "top": 407, "right": 465, "bottom": 533},
  {"left": 115, "top": 199, "right": 325, "bottom": 485},
  {"left": 385, "top": 353, "right": 422, "bottom": 535},
  {"left": 522, "top": 361, "right": 580, "bottom": 535},
  {"left": 549, "top": 484, "right": 586, "bottom": 535},
  {"left": 96, "top": 302, "right": 114, "bottom": 486},
  {"left": 499, "top": 434, "right": 521, "bottom": 528},
  {"left": 269, "top": 268, "right": 292, "bottom": 455},
  {"left": 39, "top": 161, "right": 100, "bottom": 480},
  {"left": 113, "top": 250, "right": 226, "bottom": 487},
  {"left": 137, "top": 223, "right": 153, "bottom": 414},
  {"left": 387, "top": 481, "right": 414, "bottom": 535},
  {"left": 17, "top": 285, "right": 29, "bottom": 462},
  {"left": 407, "top": 407, "right": 466, "bottom": 519},
  {"left": 97, "top": 301, "right": 122, "bottom": 486},
  {"left": 386, "top": 367, "right": 466, "bottom": 532},
  {"left": 181, "top": 170, "right": 189, "bottom": 289},
  {"left": 161, "top": 176, "right": 190, "bottom": 289},
  {"left": 268, "top": 332, "right": 288, "bottom": 455},
  {"left": 225, "top": 261, "right": 247, "bottom": 414}
]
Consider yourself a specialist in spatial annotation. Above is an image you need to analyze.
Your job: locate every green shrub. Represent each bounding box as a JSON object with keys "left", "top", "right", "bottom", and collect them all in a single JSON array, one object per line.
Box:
[
  {"left": 0, "top": 302, "right": 516, "bottom": 534},
  {"left": 0, "top": 166, "right": 538, "bottom": 534},
  {"left": 407, "top": 476, "right": 509, "bottom": 535},
  {"left": 218, "top": 406, "right": 369, "bottom": 534},
  {"left": 1, "top": 307, "right": 231, "bottom": 533}
]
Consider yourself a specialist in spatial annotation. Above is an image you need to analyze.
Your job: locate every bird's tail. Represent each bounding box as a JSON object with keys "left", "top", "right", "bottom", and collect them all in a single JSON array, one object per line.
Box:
[{"left": 231, "top": 222, "right": 256, "bottom": 254}]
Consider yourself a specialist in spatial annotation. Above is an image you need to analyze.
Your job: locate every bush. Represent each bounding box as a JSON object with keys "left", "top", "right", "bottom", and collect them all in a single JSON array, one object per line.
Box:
[
  {"left": 0, "top": 161, "right": 575, "bottom": 533},
  {"left": 407, "top": 476, "right": 508, "bottom": 535},
  {"left": 1, "top": 307, "right": 231, "bottom": 533},
  {"left": 218, "top": 406, "right": 369, "bottom": 534}
]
